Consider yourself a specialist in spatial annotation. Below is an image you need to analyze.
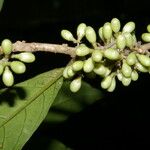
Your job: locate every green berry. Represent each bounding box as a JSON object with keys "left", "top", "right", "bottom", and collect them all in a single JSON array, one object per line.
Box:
[
  {"left": 117, "top": 71, "right": 123, "bottom": 81},
  {"left": 61, "top": 30, "right": 76, "bottom": 42},
  {"left": 101, "top": 74, "right": 113, "bottom": 89},
  {"left": 132, "top": 34, "right": 137, "bottom": 45},
  {"left": 92, "top": 50, "right": 103, "bottom": 62},
  {"left": 131, "top": 70, "right": 139, "bottom": 81},
  {"left": 70, "top": 77, "right": 82, "bottom": 93},
  {"left": 12, "top": 52, "right": 35, "bottom": 63},
  {"left": 72, "top": 61, "right": 84, "bottom": 72},
  {"left": 10, "top": 61, "right": 26, "bottom": 74},
  {"left": 67, "top": 66, "right": 75, "bottom": 77},
  {"left": 77, "top": 23, "right": 86, "bottom": 41},
  {"left": 141, "top": 33, "right": 150, "bottom": 42},
  {"left": 63, "top": 66, "right": 70, "bottom": 79},
  {"left": 116, "top": 34, "right": 126, "bottom": 49},
  {"left": 107, "top": 77, "right": 116, "bottom": 92},
  {"left": 126, "top": 52, "right": 137, "bottom": 66},
  {"left": 76, "top": 44, "right": 90, "bottom": 56},
  {"left": 103, "top": 22, "right": 113, "bottom": 41},
  {"left": 136, "top": 54, "right": 150, "bottom": 67},
  {"left": 85, "top": 26, "right": 97, "bottom": 44},
  {"left": 123, "top": 32, "right": 134, "bottom": 48},
  {"left": 93, "top": 63, "right": 107, "bottom": 76},
  {"left": 104, "top": 48, "right": 120, "bottom": 60},
  {"left": 147, "top": 24, "right": 150, "bottom": 33},
  {"left": 83, "top": 57, "right": 94, "bottom": 73},
  {"left": 135, "top": 62, "right": 148, "bottom": 72},
  {"left": 122, "top": 22, "right": 135, "bottom": 33},
  {"left": 111, "top": 18, "right": 121, "bottom": 33},
  {"left": 121, "top": 60, "right": 132, "bottom": 78},
  {"left": 98, "top": 27, "right": 104, "bottom": 41},
  {"left": 122, "top": 77, "right": 131, "bottom": 86},
  {"left": 1, "top": 39, "right": 13, "bottom": 55},
  {"left": 2, "top": 66, "right": 14, "bottom": 86},
  {"left": 0, "top": 64, "right": 4, "bottom": 75}
]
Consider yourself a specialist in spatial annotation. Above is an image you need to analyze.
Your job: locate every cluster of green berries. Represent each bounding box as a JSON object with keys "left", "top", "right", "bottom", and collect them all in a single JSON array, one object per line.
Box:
[
  {"left": 0, "top": 39, "right": 35, "bottom": 86},
  {"left": 61, "top": 18, "right": 150, "bottom": 93}
]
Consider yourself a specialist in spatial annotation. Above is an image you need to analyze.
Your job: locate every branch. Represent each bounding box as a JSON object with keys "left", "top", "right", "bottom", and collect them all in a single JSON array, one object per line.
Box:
[
  {"left": 140, "top": 43, "right": 150, "bottom": 51},
  {"left": 0, "top": 41, "right": 76, "bottom": 58}
]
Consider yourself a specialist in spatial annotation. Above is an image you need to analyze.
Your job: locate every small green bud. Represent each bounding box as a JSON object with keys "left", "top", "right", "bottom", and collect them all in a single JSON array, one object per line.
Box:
[
  {"left": 104, "top": 48, "right": 120, "bottom": 60},
  {"left": 123, "top": 32, "right": 134, "bottom": 48},
  {"left": 12, "top": 52, "right": 35, "bottom": 63},
  {"left": 67, "top": 66, "right": 75, "bottom": 77},
  {"left": 76, "top": 44, "right": 90, "bottom": 56},
  {"left": 111, "top": 18, "right": 121, "bottom": 33},
  {"left": 0, "top": 64, "right": 4, "bottom": 75},
  {"left": 116, "top": 34, "right": 126, "bottom": 49},
  {"left": 135, "top": 62, "right": 148, "bottom": 72},
  {"left": 98, "top": 27, "right": 104, "bottom": 41},
  {"left": 141, "top": 33, "right": 150, "bottom": 42},
  {"left": 132, "top": 34, "right": 137, "bottom": 45},
  {"left": 126, "top": 52, "right": 137, "bottom": 66},
  {"left": 72, "top": 61, "right": 84, "bottom": 72},
  {"left": 83, "top": 57, "right": 94, "bottom": 73},
  {"left": 10, "top": 61, "right": 26, "bottom": 74},
  {"left": 121, "top": 60, "right": 132, "bottom": 78},
  {"left": 77, "top": 23, "right": 86, "bottom": 41},
  {"left": 107, "top": 77, "right": 116, "bottom": 92},
  {"left": 131, "top": 70, "right": 139, "bottom": 81},
  {"left": 92, "top": 50, "right": 103, "bottom": 62},
  {"left": 136, "top": 54, "right": 150, "bottom": 67},
  {"left": 117, "top": 71, "right": 123, "bottom": 81},
  {"left": 61, "top": 30, "right": 76, "bottom": 42},
  {"left": 147, "top": 24, "right": 150, "bottom": 33},
  {"left": 63, "top": 66, "right": 70, "bottom": 79},
  {"left": 93, "top": 63, "right": 107, "bottom": 76},
  {"left": 2, "top": 66, "right": 14, "bottom": 86},
  {"left": 101, "top": 74, "right": 113, "bottom": 89},
  {"left": 122, "top": 77, "right": 131, "bottom": 86},
  {"left": 85, "top": 26, "right": 96, "bottom": 44},
  {"left": 70, "top": 77, "right": 82, "bottom": 93},
  {"left": 1, "top": 39, "right": 13, "bottom": 55},
  {"left": 122, "top": 22, "right": 135, "bottom": 33},
  {"left": 103, "top": 22, "right": 113, "bottom": 41}
]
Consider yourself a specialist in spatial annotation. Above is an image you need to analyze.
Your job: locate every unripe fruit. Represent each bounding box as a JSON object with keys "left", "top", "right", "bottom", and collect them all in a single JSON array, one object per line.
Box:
[
  {"left": 12, "top": 52, "right": 35, "bottom": 63},
  {"left": 135, "top": 62, "right": 148, "bottom": 72},
  {"left": 122, "top": 77, "right": 131, "bottom": 86},
  {"left": 67, "top": 66, "right": 75, "bottom": 77},
  {"left": 104, "top": 48, "right": 120, "bottom": 60},
  {"left": 116, "top": 34, "right": 126, "bottom": 49},
  {"left": 132, "top": 34, "right": 137, "bottom": 45},
  {"left": 126, "top": 52, "right": 137, "bottom": 66},
  {"left": 0, "top": 64, "right": 4, "bottom": 75},
  {"left": 103, "top": 22, "right": 112, "bottom": 41},
  {"left": 85, "top": 26, "right": 96, "bottom": 44},
  {"left": 83, "top": 57, "right": 94, "bottom": 73},
  {"left": 107, "top": 77, "right": 116, "bottom": 92},
  {"left": 63, "top": 66, "right": 69, "bottom": 79},
  {"left": 70, "top": 77, "right": 82, "bottom": 93},
  {"left": 2, "top": 67, "right": 14, "bottom": 86},
  {"left": 61, "top": 30, "right": 76, "bottom": 42},
  {"left": 147, "top": 24, "right": 150, "bottom": 33},
  {"left": 141, "top": 33, "right": 150, "bottom": 42},
  {"left": 123, "top": 32, "right": 134, "bottom": 48},
  {"left": 93, "top": 63, "right": 107, "bottom": 76},
  {"left": 121, "top": 60, "right": 132, "bottom": 78},
  {"left": 77, "top": 23, "right": 86, "bottom": 41},
  {"left": 122, "top": 22, "right": 135, "bottom": 33},
  {"left": 1, "top": 39, "right": 13, "bottom": 55},
  {"left": 101, "top": 74, "right": 113, "bottom": 89},
  {"left": 98, "top": 27, "right": 104, "bottom": 41},
  {"left": 92, "top": 50, "right": 103, "bottom": 62},
  {"left": 117, "top": 71, "right": 123, "bottom": 81},
  {"left": 111, "top": 18, "right": 121, "bottom": 33},
  {"left": 76, "top": 44, "right": 90, "bottom": 56},
  {"left": 136, "top": 54, "right": 150, "bottom": 67},
  {"left": 72, "top": 61, "right": 84, "bottom": 72},
  {"left": 131, "top": 70, "right": 139, "bottom": 81},
  {"left": 10, "top": 61, "right": 26, "bottom": 74}
]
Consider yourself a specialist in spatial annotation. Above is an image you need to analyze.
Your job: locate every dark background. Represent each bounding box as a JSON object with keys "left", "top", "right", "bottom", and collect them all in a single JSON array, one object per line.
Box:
[{"left": 0, "top": 0, "right": 150, "bottom": 149}]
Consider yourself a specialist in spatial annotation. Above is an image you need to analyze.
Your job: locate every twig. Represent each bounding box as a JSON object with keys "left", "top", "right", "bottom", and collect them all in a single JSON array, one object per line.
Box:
[{"left": 0, "top": 41, "right": 76, "bottom": 58}]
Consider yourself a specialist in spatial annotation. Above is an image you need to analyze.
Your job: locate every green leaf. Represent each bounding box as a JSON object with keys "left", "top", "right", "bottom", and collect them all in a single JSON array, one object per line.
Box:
[
  {"left": 0, "top": 0, "right": 4, "bottom": 12},
  {"left": 45, "top": 81, "right": 103, "bottom": 124},
  {"left": 0, "top": 68, "right": 63, "bottom": 150}
]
